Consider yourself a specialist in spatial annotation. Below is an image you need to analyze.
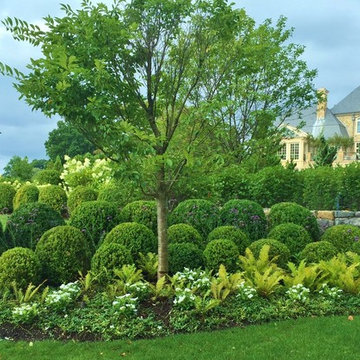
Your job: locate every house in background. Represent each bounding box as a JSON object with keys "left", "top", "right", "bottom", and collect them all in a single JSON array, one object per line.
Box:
[{"left": 279, "top": 86, "right": 360, "bottom": 169}]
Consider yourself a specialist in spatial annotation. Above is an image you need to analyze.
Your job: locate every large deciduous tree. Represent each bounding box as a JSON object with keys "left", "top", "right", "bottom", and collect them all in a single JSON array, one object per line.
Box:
[
  {"left": 45, "top": 120, "right": 96, "bottom": 161},
  {"left": 0, "top": 0, "right": 316, "bottom": 277}
]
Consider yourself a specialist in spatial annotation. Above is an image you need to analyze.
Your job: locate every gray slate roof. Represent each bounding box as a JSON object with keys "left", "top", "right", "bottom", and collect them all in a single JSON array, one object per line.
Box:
[
  {"left": 283, "top": 105, "right": 349, "bottom": 139},
  {"left": 332, "top": 85, "right": 360, "bottom": 114}
]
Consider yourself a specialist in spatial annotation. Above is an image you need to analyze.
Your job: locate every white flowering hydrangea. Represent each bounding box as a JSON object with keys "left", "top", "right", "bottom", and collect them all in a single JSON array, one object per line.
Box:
[
  {"left": 286, "top": 284, "right": 310, "bottom": 303},
  {"left": 0, "top": 178, "right": 25, "bottom": 191},
  {"left": 12, "top": 303, "right": 38, "bottom": 323},
  {"left": 45, "top": 282, "right": 81, "bottom": 310},
  {"left": 173, "top": 287, "right": 196, "bottom": 309},
  {"left": 172, "top": 268, "right": 211, "bottom": 293},
  {"left": 60, "top": 155, "right": 114, "bottom": 192},
  {"left": 112, "top": 294, "right": 138, "bottom": 316},
  {"left": 236, "top": 282, "right": 257, "bottom": 301},
  {"left": 318, "top": 283, "right": 343, "bottom": 299}
]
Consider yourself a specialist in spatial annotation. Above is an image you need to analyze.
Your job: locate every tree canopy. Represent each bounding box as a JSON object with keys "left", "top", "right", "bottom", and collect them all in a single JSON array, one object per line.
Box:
[
  {"left": 1, "top": 0, "right": 316, "bottom": 276},
  {"left": 45, "top": 120, "right": 96, "bottom": 161}
]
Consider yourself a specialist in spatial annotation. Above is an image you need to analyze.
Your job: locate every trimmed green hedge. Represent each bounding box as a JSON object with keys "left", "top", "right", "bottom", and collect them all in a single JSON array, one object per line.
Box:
[
  {"left": 13, "top": 184, "right": 39, "bottom": 211},
  {"left": 168, "top": 223, "right": 203, "bottom": 248},
  {"left": 67, "top": 186, "right": 98, "bottom": 214},
  {"left": 0, "top": 247, "right": 41, "bottom": 290},
  {"left": 38, "top": 185, "right": 67, "bottom": 216},
  {"left": 120, "top": 200, "right": 157, "bottom": 234},
  {"left": 268, "top": 202, "right": 320, "bottom": 241},
  {"left": 219, "top": 199, "right": 267, "bottom": 241},
  {"left": 4, "top": 202, "right": 65, "bottom": 250},
  {"left": 0, "top": 183, "right": 16, "bottom": 214},
  {"left": 169, "top": 199, "right": 219, "bottom": 237},
  {"left": 32, "top": 170, "right": 61, "bottom": 185},
  {"left": 36, "top": 226, "right": 90, "bottom": 285},
  {"left": 299, "top": 241, "right": 338, "bottom": 263},
  {"left": 207, "top": 226, "right": 250, "bottom": 254},
  {"left": 102, "top": 222, "right": 157, "bottom": 260},
  {"left": 321, "top": 225, "right": 360, "bottom": 253},
  {"left": 203, "top": 239, "right": 239, "bottom": 273},
  {"left": 169, "top": 243, "right": 204, "bottom": 274}
]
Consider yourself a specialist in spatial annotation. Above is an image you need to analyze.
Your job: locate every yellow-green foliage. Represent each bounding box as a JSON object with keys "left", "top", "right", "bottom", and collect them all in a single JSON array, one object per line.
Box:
[
  {"left": 210, "top": 264, "right": 243, "bottom": 301},
  {"left": 239, "top": 245, "right": 284, "bottom": 298},
  {"left": 284, "top": 261, "right": 325, "bottom": 291},
  {"left": 318, "top": 253, "right": 360, "bottom": 294}
]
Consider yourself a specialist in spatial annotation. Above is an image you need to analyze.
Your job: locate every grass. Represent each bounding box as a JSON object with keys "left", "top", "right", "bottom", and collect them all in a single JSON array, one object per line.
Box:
[
  {"left": 0, "top": 214, "right": 7, "bottom": 231},
  {"left": 0, "top": 316, "right": 359, "bottom": 360}
]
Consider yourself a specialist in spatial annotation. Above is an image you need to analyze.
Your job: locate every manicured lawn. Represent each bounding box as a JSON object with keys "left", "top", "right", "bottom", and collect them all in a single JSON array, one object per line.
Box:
[
  {"left": 0, "top": 214, "right": 7, "bottom": 230},
  {"left": 0, "top": 316, "right": 359, "bottom": 360}
]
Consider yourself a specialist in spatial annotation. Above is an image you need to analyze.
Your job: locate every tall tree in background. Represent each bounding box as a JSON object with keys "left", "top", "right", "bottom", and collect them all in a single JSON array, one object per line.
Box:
[
  {"left": 1, "top": 0, "right": 316, "bottom": 277},
  {"left": 3, "top": 156, "right": 34, "bottom": 181},
  {"left": 45, "top": 120, "right": 96, "bottom": 161}
]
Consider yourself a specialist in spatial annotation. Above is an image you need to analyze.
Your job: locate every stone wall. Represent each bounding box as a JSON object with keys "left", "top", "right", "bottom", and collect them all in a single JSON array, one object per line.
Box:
[{"left": 313, "top": 210, "right": 360, "bottom": 234}]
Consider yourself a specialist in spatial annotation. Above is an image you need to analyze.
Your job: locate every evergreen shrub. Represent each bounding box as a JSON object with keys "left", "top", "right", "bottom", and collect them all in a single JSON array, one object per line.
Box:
[
  {"left": 168, "top": 223, "right": 203, "bottom": 248},
  {"left": 36, "top": 226, "right": 90, "bottom": 285},
  {"left": 219, "top": 199, "right": 267, "bottom": 241},
  {"left": 268, "top": 202, "right": 320, "bottom": 241},
  {"left": 0, "top": 247, "right": 41, "bottom": 290},
  {"left": 68, "top": 200, "right": 120, "bottom": 250},
  {"left": 32, "top": 169, "right": 61, "bottom": 185},
  {"left": 0, "top": 183, "right": 16, "bottom": 214},
  {"left": 207, "top": 226, "right": 250, "bottom": 254},
  {"left": 203, "top": 239, "right": 239, "bottom": 273},
  {"left": 299, "top": 241, "right": 338, "bottom": 263},
  {"left": 321, "top": 224, "right": 360, "bottom": 253},
  {"left": 67, "top": 186, "right": 98, "bottom": 214},
  {"left": 103, "top": 222, "right": 157, "bottom": 260},
  {"left": 13, "top": 184, "right": 39, "bottom": 210},
  {"left": 169, "top": 243, "right": 204, "bottom": 274},
  {"left": 169, "top": 199, "right": 219, "bottom": 237},
  {"left": 38, "top": 185, "right": 67, "bottom": 216},
  {"left": 4, "top": 202, "right": 65, "bottom": 249}
]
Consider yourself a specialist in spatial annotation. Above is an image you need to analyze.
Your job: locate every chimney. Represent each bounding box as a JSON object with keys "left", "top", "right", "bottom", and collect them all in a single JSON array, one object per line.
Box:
[{"left": 317, "top": 88, "right": 328, "bottom": 120}]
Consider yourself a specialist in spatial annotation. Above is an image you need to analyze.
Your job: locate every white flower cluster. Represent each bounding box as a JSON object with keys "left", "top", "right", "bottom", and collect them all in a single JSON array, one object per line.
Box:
[
  {"left": 236, "top": 282, "right": 257, "bottom": 300},
  {"left": 12, "top": 303, "right": 38, "bottom": 323},
  {"left": 127, "top": 282, "right": 149, "bottom": 300},
  {"left": 0, "top": 179, "right": 25, "bottom": 191},
  {"left": 60, "top": 155, "right": 114, "bottom": 192},
  {"left": 45, "top": 282, "right": 80, "bottom": 310},
  {"left": 286, "top": 284, "right": 310, "bottom": 303},
  {"left": 173, "top": 287, "right": 196, "bottom": 309},
  {"left": 112, "top": 294, "right": 138, "bottom": 316},
  {"left": 173, "top": 268, "right": 211, "bottom": 292},
  {"left": 318, "top": 284, "right": 343, "bottom": 299}
]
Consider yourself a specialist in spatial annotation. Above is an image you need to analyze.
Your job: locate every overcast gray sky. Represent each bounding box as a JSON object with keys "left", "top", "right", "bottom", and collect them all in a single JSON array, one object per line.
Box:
[{"left": 0, "top": 0, "right": 359, "bottom": 172}]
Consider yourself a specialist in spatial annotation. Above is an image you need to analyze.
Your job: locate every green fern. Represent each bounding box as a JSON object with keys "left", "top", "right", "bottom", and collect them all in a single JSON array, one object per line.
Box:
[
  {"left": 11, "top": 281, "right": 47, "bottom": 304},
  {"left": 137, "top": 252, "right": 158, "bottom": 282},
  {"left": 148, "top": 276, "right": 174, "bottom": 301}
]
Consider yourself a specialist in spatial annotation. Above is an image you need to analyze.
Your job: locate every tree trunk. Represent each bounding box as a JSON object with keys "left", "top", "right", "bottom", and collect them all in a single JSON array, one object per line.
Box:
[{"left": 157, "top": 166, "right": 168, "bottom": 279}]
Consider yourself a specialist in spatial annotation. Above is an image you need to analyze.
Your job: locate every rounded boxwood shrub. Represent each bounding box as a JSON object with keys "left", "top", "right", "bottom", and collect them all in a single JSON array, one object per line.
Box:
[
  {"left": 168, "top": 223, "right": 203, "bottom": 248},
  {"left": 169, "top": 199, "right": 219, "bottom": 237},
  {"left": 35, "top": 226, "right": 90, "bottom": 285},
  {"left": 102, "top": 222, "right": 157, "bottom": 260},
  {"left": 91, "top": 243, "right": 133, "bottom": 283},
  {"left": 299, "top": 241, "right": 338, "bottom": 263},
  {"left": 0, "top": 247, "right": 41, "bottom": 290},
  {"left": 169, "top": 243, "right": 204, "bottom": 274},
  {"left": 321, "top": 224, "right": 360, "bottom": 253},
  {"left": 219, "top": 199, "right": 267, "bottom": 241},
  {"left": 98, "top": 183, "right": 141, "bottom": 209},
  {"left": 4, "top": 202, "right": 65, "bottom": 250},
  {"left": 67, "top": 186, "right": 98, "bottom": 214},
  {"left": 268, "top": 223, "right": 312, "bottom": 256},
  {"left": 268, "top": 202, "right": 320, "bottom": 241},
  {"left": 248, "top": 239, "right": 290, "bottom": 268},
  {"left": 207, "top": 226, "right": 250, "bottom": 254},
  {"left": 120, "top": 200, "right": 157, "bottom": 234},
  {"left": 0, "top": 183, "right": 16, "bottom": 214},
  {"left": 203, "top": 239, "right": 239, "bottom": 273},
  {"left": 38, "top": 185, "right": 67, "bottom": 216},
  {"left": 32, "top": 170, "right": 61, "bottom": 185},
  {"left": 68, "top": 200, "right": 120, "bottom": 249},
  {"left": 13, "top": 184, "right": 39, "bottom": 210}
]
